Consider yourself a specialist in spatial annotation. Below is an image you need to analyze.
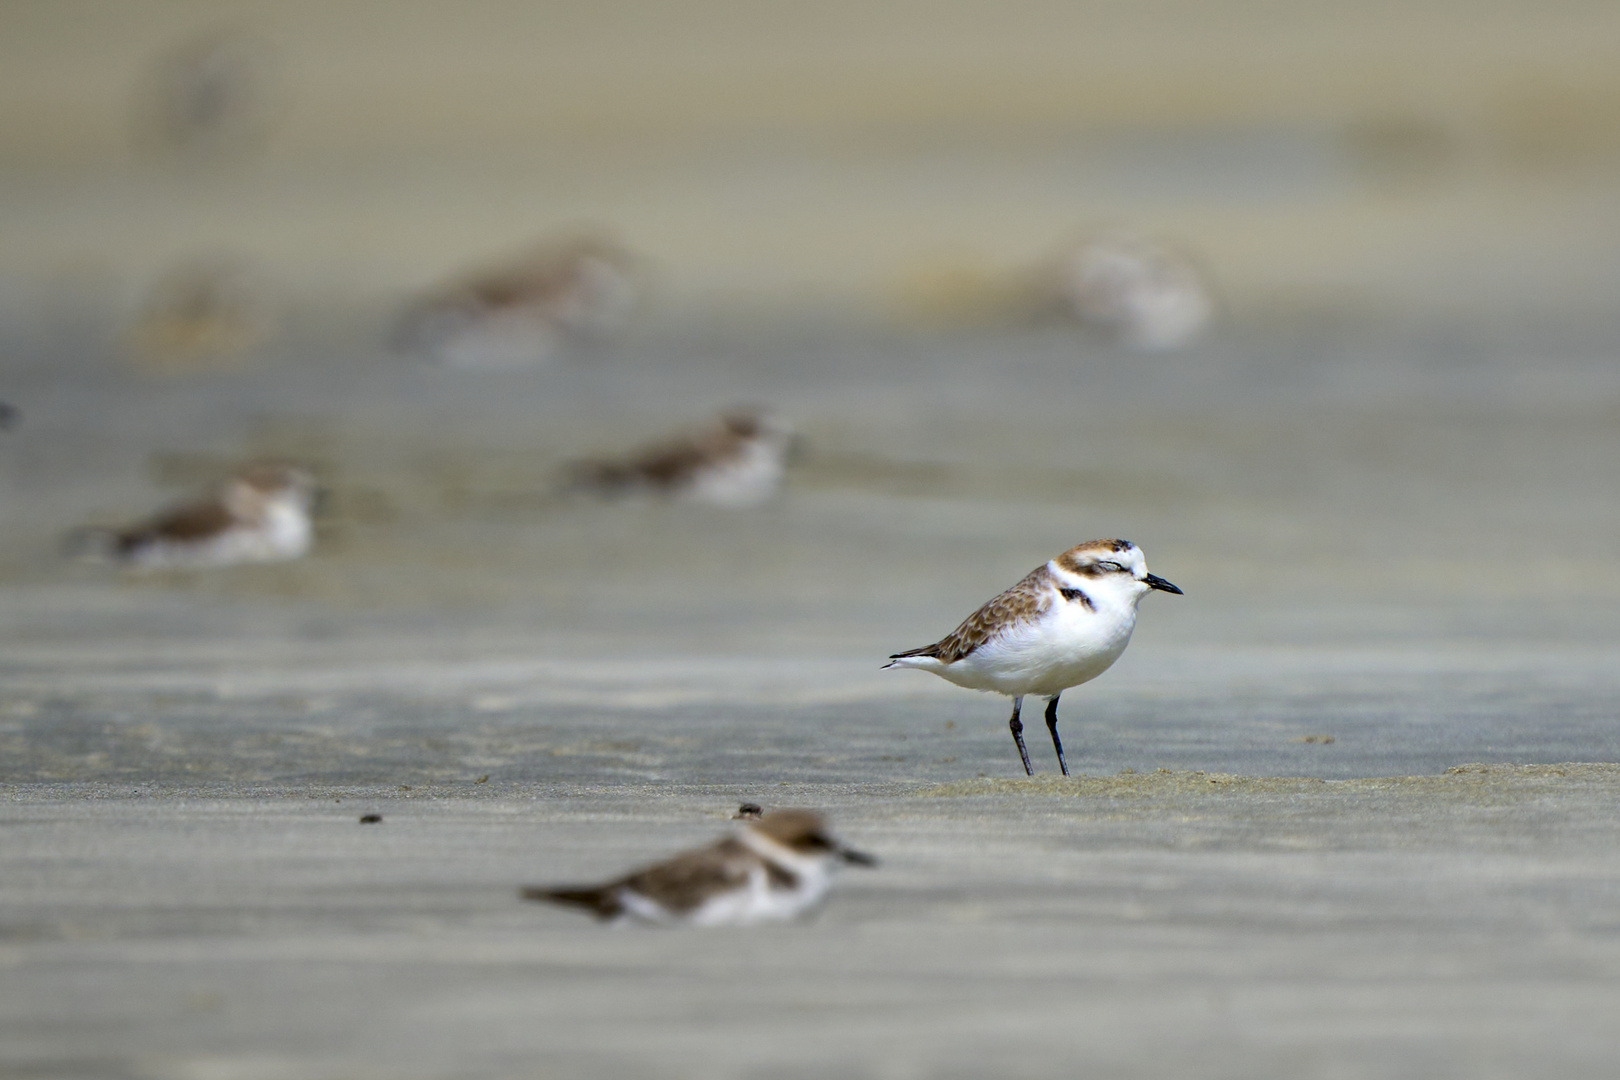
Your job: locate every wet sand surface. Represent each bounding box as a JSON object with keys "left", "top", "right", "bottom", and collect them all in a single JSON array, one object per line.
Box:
[
  {"left": 4, "top": 316, "right": 1620, "bottom": 1077},
  {"left": 6, "top": 765, "right": 1620, "bottom": 1080}
]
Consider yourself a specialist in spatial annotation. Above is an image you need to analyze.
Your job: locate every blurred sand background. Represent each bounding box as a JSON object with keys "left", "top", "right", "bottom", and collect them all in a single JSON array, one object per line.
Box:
[
  {"left": 4, "top": 0, "right": 1620, "bottom": 315},
  {"left": 4, "top": 2, "right": 1620, "bottom": 1078}
]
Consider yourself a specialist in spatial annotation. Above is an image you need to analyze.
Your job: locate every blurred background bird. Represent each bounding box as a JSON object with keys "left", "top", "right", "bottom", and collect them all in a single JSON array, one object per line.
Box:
[
  {"left": 391, "top": 234, "right": 641, "bottom": 369},
  {"left": 567, "top": 408, "right": 799, "bottom": 507},
  {"left": 522, "top": 808, "right": 875, "bottom": 926},
  {"left": 125, "top": 256, "right": 275, "bottom": 374},
  {"left": 1039, "top": 232, "right": 1215, "bottom": 351},
  {"left": 133, "top": 24, "right": 281, "bottom": 165},
  {"left": 67, "top": 462, "right": 319, "bottom": 571}
]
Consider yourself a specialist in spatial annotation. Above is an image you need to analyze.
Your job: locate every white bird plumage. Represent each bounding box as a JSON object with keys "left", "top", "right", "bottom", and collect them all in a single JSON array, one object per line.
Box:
[
  {"left": 522, "top": 808, "right": 876, "bottom": 927},
  {"left": 885, "top": 539, "right": 1181, "bottom": 775},
  {"left": 69, "top": 463, "right": 319, "bottom": 571}
]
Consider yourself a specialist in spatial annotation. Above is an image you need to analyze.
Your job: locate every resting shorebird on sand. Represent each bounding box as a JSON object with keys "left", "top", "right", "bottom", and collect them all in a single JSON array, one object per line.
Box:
[
  {"left": 521, "top": 808, "right": 875, "bottom": 927},
  {"left": 1047, "top": 233, "right": 1214, "bottom": 351},
  {"left": 567, "top": 407, "right": 797, "bottom": 507},
  {"left": 885, "top": 539, "right": 1181, "bottom": 776},
  {"left": 392, "top": 234, "right": 639, "bottom": 368},
  {"left": 69, "top": 463, "right": 319, "bottom": 570}
]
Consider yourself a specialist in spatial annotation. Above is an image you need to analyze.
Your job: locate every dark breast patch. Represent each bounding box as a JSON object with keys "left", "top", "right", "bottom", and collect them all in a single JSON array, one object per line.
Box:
[{"left": 1059, "top": 587, "right": 1095, "bottom": 611}]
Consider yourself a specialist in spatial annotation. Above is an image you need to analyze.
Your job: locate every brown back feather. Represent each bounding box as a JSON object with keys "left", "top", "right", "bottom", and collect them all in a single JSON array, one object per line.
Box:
[
  {"left": 616, "top": 837, "right": 759, "bottom": 914},
  {"left": 117, "top": 498, "right": 233, "bottom": 553},
  {"left": 466, "top": 238, "right": 631, "bottom": 310},
  {"left": 573, "top": 416, "right": 751, "bottom": 494},
  {"left": 896, "top": 564, "right": 1054, "bottom": 664},
  {"left": 628, "top": 440, "right": 717, "bottom": 487}
]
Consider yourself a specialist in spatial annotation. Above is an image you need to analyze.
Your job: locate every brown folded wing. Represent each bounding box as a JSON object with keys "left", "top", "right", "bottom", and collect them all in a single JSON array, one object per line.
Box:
[
  {"left": 891, "top": 565, "right": 1053, "bottom": 664},
  {"left": 617, "top": 837, "right": 762, "bottom": 914},
  {"left": 117, "top": 499, "right": 233, "bottom": 554}
]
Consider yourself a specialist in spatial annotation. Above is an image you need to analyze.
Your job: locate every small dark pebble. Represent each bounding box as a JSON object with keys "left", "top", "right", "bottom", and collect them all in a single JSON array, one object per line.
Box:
[
  {"left": 475, "top": 775, "right": 489, "bottom": 784},
  {"left": 359, "top": 813, "right": 382, "bottom": 824},
  {"left": 733, "top": 802, "right": 764, "bottom": 819}
]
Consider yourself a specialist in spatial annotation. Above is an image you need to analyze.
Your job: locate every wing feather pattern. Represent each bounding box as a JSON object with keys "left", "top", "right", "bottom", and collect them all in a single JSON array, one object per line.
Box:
[
  {"left": 616, "top": 837, "right": 758, "bottom": 915},
  {"left": 521, "top": 837, "right": 762, "bottom": 920},
  {"left": 116, "top": 499, "right": 235, "bottom": 555},
  {"left": 889, "top": 565, "right": 1054, "bottom": 664}
]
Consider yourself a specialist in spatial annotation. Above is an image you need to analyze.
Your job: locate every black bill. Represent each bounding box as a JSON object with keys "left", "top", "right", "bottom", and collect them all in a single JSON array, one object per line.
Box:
[{"left": 1144, "top": 573, "right": 1183, "bottom": 595}]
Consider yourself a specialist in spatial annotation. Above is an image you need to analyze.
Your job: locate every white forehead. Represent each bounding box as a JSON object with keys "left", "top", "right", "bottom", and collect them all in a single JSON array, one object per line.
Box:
[{"left": 1059, "top": 540, "right": 1149, "bottom": 577}]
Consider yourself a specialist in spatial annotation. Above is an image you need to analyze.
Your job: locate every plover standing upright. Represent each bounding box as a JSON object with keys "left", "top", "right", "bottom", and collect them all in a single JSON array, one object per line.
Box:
[
  {"left": 885, "top": 539, "right": 1181, "bottom": 776},
  {"left": 521, "top": 808, "right": 875, "bottom": 927},
  {"left": 71, "top": 463, "right": 319, "bottom": 570}
]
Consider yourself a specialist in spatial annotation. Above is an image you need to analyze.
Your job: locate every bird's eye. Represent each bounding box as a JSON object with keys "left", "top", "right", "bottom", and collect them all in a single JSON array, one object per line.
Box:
[{"left": 1097, "top": 561, "right": 1123, "bottom": 572}]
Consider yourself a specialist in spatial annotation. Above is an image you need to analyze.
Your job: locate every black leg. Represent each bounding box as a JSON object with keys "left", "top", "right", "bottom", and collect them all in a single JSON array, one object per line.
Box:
[
  {"left": 1044, "top": 695, "right": 1069, "bottom": 776},
  {"left": 1007, "top": 696, "right": 1033, "bottom": 776}
]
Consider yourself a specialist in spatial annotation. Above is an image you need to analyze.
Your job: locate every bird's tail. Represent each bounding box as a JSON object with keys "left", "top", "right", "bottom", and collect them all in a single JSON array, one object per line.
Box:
[
  {"left": 60, "top": 526, "right": 122, "bottom": 562},
  {"left": 882, "top": 645, "right": 942, "bottom": 670},
  {"left": 560, "top": 458, "right": 638, "bottom": 497},
  {"left": 519, "top": 884, "right": 622, "bottom": 919}
]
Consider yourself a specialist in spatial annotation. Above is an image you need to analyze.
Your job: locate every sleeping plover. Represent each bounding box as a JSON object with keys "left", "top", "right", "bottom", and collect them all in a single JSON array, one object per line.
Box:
[
  {"left": 521, "top": 808, "right": 875, "bottom": 927},
  {"left": 392, "top": 235, "right": 639, "bottom": 368},
  {"left": 127, "top": 257, "right": 274, "bottom": 373},
  {"left": 568, "top": 408, "right": 797, "bottom": 507},
  {"left": 136, "top": 26, "right": 280, "bottom": 163},
  {"left": 71, "top": 463, "right": 318, "bottom": 570},
  {"left": 1047, "top": 233, "right": 1214, "bottom": 351},
  {"left": 885, "top": 539, "right": 1181, "bottom": 776}
]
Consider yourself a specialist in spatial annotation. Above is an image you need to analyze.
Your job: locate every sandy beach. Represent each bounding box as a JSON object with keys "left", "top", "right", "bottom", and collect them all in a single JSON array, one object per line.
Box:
[
  {"left": 4, "top": 310, "right": 1620, "bottom": 1077},
  {"left": 5, "top": 1, "right": 1620, "bottom": 1075}
]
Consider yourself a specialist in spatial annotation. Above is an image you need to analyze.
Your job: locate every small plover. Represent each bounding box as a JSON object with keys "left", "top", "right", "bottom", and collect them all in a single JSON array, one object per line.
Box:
[
  {"left": 392, "top": 235, "right": 639, "bottom": 368},
  {"left": 568, "top": 408, "right": 797, "bottom": 507},
  {"left": 885, "top": 539, "right": 1181, "bottom": 776},
  {"left": 136, "top": 26, "right": 280, "bottom": 162},
  {"left": 127, "top": 257, "right": 274, "bottom": 373},
  {"left": 72, "top": 463, "right": 318, "bottom": 570},
  {"left": 521, "top": 808, "right": 875, "bottom": 927},
  {"left": 1046, "top": 232, "right": 1214, "bottom": 351}
]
